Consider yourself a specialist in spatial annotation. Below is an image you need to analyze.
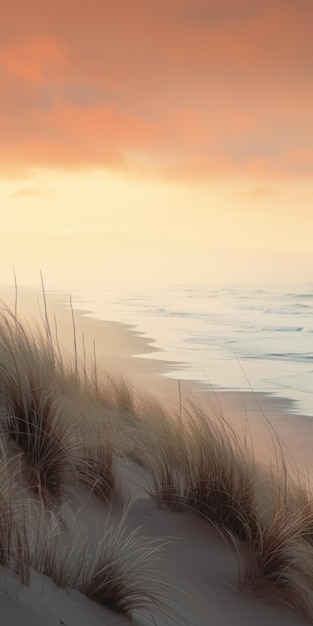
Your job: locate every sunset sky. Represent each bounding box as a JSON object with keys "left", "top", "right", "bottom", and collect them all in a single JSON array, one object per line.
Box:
[{"left": 1, "top": 0, "right": 312, "bottom": 288}]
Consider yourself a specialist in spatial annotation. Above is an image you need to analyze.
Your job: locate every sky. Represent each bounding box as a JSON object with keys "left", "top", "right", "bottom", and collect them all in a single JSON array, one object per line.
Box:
[{"left": 1, "top": 0, "right": 313, "bottom": 288}]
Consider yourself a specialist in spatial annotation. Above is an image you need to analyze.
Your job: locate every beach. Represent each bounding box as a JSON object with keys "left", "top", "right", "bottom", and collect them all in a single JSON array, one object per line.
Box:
[
  {"left": 6, "top": 284, "right": 312, "bottom": 473},
  {"left": 1, "top": 284, "right": 313, "bottom": 625},
  {"left": 62, "top": 289, "right": 313, "bottom": 474},
  {"left": 2, "top": 1, "right": 313, "bottom": 624}
]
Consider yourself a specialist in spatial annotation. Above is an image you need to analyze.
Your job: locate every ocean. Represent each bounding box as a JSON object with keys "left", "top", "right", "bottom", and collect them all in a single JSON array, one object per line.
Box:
[{"left": 70, "top": 284, "right": 313, "bottom": 418}]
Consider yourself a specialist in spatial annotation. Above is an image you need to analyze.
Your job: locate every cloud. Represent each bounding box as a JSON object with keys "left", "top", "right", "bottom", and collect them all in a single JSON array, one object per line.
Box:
[
  {"left": 0, "top": 36, "right": 64, "bottom": 81},
  {"left": 179, "top": 1, "right": 263, "bottom": 27},
  {"left": 0, "top": 0, "right": 313, "bottom": 180},
  {"left": 9, "top": 187, "right": 40, "bottom": 197},
  {"left": 240, "top": 186, "right": 276, "bottom": 199}
]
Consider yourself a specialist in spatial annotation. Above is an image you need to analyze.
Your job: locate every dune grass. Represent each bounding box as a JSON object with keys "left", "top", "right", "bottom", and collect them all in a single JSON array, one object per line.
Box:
[
  {"left": 75, "top": 422, "right": 117, "bottom": 502},
  {"left": 1, "top": 294, "right": 313, "bottom": 622},
  {"left": 0, "top": 307, "right": 73, "bottom": 504},
  {"left": 129, "top": 398, "right": 313, "bottom": 622},
  {"left": 0, "top": 300, "right": 180, "bottom": 621},
  {"left": 78, "top": 506, "right": 176, "bottom": 618},
  {"left": 0, "top": 430, "right": 33, "bottom": 586},
  {"left": 134, "top": 400, "right": 259, "bottom": 539}
]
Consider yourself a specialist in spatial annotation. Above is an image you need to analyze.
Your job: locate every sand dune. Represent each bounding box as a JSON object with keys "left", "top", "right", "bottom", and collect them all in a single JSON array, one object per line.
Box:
[{"left": 0, "top": 286, "right": 313, "bottom": 625}]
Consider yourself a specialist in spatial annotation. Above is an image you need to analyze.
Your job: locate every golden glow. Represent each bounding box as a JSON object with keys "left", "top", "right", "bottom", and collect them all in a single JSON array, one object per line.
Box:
[{"left": 1, "top": 169, "right": 313, "bottom": 287}]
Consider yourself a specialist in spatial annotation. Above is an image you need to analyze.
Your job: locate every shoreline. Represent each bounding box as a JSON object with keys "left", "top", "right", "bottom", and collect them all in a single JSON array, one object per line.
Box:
[{"left": 1, "top": 284, "right": 313, "bottom": 473}]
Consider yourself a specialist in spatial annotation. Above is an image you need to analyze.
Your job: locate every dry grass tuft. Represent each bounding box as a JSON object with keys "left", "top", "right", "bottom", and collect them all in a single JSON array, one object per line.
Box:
[
  {"left": 0, "top": 308, "right": 74, "bottom": 504},
  {"left": 29, "top": 504, "right": 179, "bottom": 621},
  {"left": 129, "top": 398, "right": 313, "bottom": 621},
  {"left": 31, "top": 510, "right": 88, "bottom": 590},
  {"left": 0, "top": 432, "right": 33, "bottom": 585},
  {"left": 75, "top": 423, "right": 117, "bottom": 502},
  {"left": 78, "top": 507, "right": 171, "bottom": 616},
  {"left": 235, "top": 467, "right": 313, "bottom": 621},
  {"left": 135, "top": 401, "right": 259, "bottom": 540}
]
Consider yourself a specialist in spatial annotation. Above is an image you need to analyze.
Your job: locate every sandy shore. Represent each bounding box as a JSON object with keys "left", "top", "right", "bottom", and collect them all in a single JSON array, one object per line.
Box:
[{"left": 1, "top": 283, "right": 313, "bottom": 474}]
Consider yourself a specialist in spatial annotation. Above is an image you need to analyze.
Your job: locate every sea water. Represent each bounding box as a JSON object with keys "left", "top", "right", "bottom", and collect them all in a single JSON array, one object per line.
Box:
[{"left": 70, "top": 284, "right": 313, "bottom": 418}]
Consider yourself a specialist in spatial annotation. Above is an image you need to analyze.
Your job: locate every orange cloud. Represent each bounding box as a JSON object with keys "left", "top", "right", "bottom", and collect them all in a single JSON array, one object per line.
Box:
[
  {"left": 0, "top": 36, "right": 64, "bottom": 81},
  {"left": 0, "top": 0, "right": 312, "bottom": 180}
]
